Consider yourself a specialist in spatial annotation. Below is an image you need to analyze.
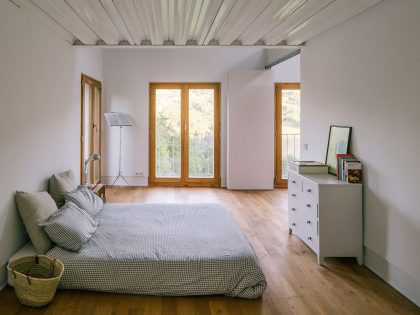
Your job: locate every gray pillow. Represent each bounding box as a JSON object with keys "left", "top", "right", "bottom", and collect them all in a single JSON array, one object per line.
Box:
[
  {"left": 64, "top": 185, "right": 103, "bottom": 217},
  {"left": 41, "top": 202, "right": 97, "bottom": 252},
  {"left": 15, "top": 191, "right": 58, "bottom": 253},
  {"left": 49, "top": 170, "right": 77, "bottom": 208}
]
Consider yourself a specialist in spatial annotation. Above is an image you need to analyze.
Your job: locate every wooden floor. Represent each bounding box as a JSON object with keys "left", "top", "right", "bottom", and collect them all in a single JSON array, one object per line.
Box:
[{"left": 0, "top": 187, "right": 418, "bottom": 315}]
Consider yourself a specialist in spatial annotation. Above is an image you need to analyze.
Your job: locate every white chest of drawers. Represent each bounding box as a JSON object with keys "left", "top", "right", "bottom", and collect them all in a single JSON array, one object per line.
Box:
[{"left": 288, "top": 171, "right": 363, "bottom": 265}]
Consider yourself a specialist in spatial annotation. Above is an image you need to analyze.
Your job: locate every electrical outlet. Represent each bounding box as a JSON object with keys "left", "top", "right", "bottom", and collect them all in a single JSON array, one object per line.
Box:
[
  {"left": 135, "top": 171, "right": 144, "bottom": 176},
  {"left": 304, "top": 143, "right": 309, "bottom": 151}
]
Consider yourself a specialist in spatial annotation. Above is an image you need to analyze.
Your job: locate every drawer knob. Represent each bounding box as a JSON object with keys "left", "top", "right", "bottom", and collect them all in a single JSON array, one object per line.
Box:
[
  {"left": 306, "top": 220, "right": 311, "bottom": 224},
  {"left": 306, "top": 189, "right": 312, "bottom": 192},
  {"left": 292, "top": 193, "right": 296, "bottom": 197},
  {"left": 291, "top": 208, "right": 296, "bottom": 211},
  {"left": 306, "top": 204, "right": 311, "bottom": 208},
  {"left": 291, "top": 223, "right": 296, "bottom": 226},
  {"left": 307, "top": 236, "right": 312, "bottom": 241},
  {"left": 292, "top": 180, "right": 296, "bottom": 184}
]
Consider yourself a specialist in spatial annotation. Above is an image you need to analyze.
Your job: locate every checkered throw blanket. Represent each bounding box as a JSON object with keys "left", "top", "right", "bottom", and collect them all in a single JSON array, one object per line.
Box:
[{"left": 47, "top": 203, "right": 267, "bottom": 298}]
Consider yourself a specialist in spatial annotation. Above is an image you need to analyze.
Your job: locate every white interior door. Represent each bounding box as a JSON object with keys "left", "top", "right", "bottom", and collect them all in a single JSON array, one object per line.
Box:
[{"left": 227, "top": 70, "right": 274, "bottom": 189}]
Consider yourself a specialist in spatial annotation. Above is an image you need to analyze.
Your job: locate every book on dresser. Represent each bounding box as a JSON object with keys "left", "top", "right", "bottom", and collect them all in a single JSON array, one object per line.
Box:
[
  {"left": 288, "top": 161, "right": 328, "bottom": 174},
  {"left": 287, "top": 170, "right": 363, "bottom": 265},
  {"left": 345, "top": 161, "right": 362, "bottom": 183}
]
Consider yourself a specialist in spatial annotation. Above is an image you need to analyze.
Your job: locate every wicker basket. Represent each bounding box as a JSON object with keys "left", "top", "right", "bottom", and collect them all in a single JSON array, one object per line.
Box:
[{"left": 7, "top": 255, "right": 64, "bottom": 307}]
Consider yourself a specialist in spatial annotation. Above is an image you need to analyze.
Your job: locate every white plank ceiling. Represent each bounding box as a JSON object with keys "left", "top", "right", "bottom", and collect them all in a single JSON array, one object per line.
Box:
[{"left": 11, "top": 0, "right": 382, "bottom": 47}]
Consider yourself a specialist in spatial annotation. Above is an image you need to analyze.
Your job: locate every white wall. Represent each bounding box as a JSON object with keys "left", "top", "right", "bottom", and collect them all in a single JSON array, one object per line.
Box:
[
  {"left": 102, "top": 48, "right": 266, "bottom": 187},
  {"left": 227, "top": 70, "right": 274, "bottom": 189},
  {"left": 0, "top": 2, "right": 103, "bottom": 288},
  {"left": 300, "top": 0, "right": 420, "bottom": 305},
  {"left": 271, "top": 54, "right": 300, "bottom": 83}
]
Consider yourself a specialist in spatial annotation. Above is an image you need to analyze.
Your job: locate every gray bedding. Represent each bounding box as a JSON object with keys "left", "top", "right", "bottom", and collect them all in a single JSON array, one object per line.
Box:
[{"left": 46, "top": 203, "right": 267, "bottom": 298}]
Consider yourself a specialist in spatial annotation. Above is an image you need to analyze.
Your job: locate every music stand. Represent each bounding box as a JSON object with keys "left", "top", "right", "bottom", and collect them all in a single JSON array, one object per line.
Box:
[{"left": 104, "top": 112, "right": 132, "bottom": 187}]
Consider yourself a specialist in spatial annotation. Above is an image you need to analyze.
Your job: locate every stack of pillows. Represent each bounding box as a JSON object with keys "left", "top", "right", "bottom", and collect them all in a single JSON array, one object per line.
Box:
[{"left": 15, "top": 170, "right": 103, "bottom": 253}]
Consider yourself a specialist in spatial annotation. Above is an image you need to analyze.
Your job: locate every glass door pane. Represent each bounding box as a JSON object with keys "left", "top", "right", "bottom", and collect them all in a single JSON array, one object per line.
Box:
[
  {"left": 188, "top": 89, "right": 214, "bottom": 178},
  {"left": 155, "top": 89, "right": 182, "bottom": 178},
  {"left": 281, "top": 88, "right": 300, "bottom": 179}
]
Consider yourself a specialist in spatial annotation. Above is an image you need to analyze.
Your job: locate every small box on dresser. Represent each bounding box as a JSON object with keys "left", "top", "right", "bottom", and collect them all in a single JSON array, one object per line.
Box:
[{"left": 288, "top": 170, "right": 363, "bottom": 265}]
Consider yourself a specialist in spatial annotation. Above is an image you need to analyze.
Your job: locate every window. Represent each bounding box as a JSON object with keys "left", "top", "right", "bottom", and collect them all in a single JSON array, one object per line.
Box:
[
  {"left": 81, "top": 74, "right": 102, "bottom": 186},
  {"left": 149, "top": 83, "right": 220, "bottom": 186},
  {"left": 275, "top": 83, "right": 301, "bottom": 187}
]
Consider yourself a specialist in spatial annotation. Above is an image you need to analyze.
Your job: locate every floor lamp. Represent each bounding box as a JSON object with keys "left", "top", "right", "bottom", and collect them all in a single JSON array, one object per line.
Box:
[{"left": 104, "top": 112, "right": 132, "bottom": 187}]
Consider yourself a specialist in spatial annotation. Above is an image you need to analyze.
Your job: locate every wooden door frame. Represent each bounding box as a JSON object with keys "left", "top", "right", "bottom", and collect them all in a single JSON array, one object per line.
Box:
[
  {"left": 81, "top": 74, "right": 102, "bottom": 186},
  {"left": 274, "top": 83, "right": 300, "bottom": 188},
  {"left": 149, "top": 82, "right": 221, "bottom": 187}
]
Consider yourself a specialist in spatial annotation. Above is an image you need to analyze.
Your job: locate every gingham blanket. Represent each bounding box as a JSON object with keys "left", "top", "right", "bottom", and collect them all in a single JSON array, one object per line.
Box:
[{"left": 47, "top": 203, "right": 266, "bottom": 298}]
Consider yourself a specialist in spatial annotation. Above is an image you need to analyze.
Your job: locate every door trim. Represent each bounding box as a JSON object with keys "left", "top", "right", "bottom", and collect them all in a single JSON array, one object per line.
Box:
[
  {"left": 149, "top": 83, "right": 221, "bottom": 187},
  {"left": 274, "top": 83, "right": 300, "bottom": 188},
  {"left": 81, "top": 74, "right": 102, "bottom": 186}
]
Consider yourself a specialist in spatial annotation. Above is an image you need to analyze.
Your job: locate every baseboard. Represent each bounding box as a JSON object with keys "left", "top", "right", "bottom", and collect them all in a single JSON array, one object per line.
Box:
[
  {"left": 101, "top": 176, "right": 148, "bottom": 186},
  {"left": 364, "top": 247, "right": 420, "bottom": 307}
]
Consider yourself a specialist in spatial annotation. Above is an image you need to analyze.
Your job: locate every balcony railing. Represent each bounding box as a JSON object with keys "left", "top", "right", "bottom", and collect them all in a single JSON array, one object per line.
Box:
[
  {"left": 156, "top": 132, "right": 214, "bottom": 178},
  {"left": 282, "top": 133, "right": 300, "bottom": 179}
]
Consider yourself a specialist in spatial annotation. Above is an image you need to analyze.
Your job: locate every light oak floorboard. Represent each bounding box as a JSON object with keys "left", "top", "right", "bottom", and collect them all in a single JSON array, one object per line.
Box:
[{"left": 0, "top": 187, "right": 418, "bottom": 315}]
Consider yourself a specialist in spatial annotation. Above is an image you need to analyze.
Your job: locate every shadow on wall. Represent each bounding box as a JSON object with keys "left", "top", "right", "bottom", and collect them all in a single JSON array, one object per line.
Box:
[
  {"left": 0, "top": 178, "right": 50, "bottom": 285},
  {"left": 0, "top": 196, "right": 27, "bottom": 285},
  {"left": 229, "top": 50, "right": 267, "bottom": 71}
]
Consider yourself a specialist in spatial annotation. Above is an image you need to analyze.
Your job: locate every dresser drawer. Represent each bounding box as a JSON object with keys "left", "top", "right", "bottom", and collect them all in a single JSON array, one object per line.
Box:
[
  {"left": 288, "top": 172, "right": 302, "bottom": 192},
  {"left": 303, "top": 217, "right": 319, "bottom": 253},
  {"left": 289, "top": 213, "right": 306, "bottom": 240},
  {"left": 302, "top": 179, "right": 318, "bottom": 201},
  {"left": 288, "top": 188, "right": 300, "bottom": 203}
]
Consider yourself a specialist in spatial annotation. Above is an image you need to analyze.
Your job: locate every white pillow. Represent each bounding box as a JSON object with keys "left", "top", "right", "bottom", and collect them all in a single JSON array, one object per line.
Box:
[
  {"left": 15, "top": 191, "right": 58, "bottom": 253},
  {"left": 41, "top": 202, "right": 97, "bottom": 252},
  {"left": 64, "top": 185, "right": 103, "bottom": 217}
]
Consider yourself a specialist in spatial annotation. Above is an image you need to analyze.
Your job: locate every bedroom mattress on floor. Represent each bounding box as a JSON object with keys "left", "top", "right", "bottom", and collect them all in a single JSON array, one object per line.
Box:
[{"left": 46, "top": 203, "right": 267, "bottom": 299}]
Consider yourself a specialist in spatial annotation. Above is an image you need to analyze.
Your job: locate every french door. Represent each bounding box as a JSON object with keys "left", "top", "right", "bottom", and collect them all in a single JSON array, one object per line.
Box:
[
  {"left": 149, "top": 83, "right": 220, "bottom": 186},
  {"left": 81, "top": 74, "right": 102, "bottom": 186},
  {"left": 274, "top": 83, "right": 301, "bottom": 187}
]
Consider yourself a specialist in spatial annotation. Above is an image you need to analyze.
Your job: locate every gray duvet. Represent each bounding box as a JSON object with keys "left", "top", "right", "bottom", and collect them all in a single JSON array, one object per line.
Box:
[{"left": 47, "top": 203, "right": 267, "bottom": 298}]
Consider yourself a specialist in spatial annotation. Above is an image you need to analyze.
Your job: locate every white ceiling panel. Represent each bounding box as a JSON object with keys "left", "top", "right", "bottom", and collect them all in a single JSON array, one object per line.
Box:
[
  {"left": 32, "top": 0, "right": 98, "bottom": 44},
  {"left": 99, "top": 0, "right": 135, "bottom": 44},
  {"left": 11, "top": 0, "right": 384, "bottom": 47},
  {"left": 215, "top": 0, "right": 273, "bottom": 45},
  {"left": 113, "top": 0, "right": 147, "bottom": 45},
  {"left": 66, "top": 0, "right": 122, "bottom": 45},
  {"left": 134, "top": 0, "right": 164, "bottom": 45},
  {"left": 13, "top": 0, "right": 75, "bottom": 44},
  {"left": 263, "top": 0, "right": 335, "bottom": 45},
  {"left": 286, "top": 0, "right": 382, "bottom": 45},
  {"left": 239, "top": 0, "right": 306, "bottom": 45}
]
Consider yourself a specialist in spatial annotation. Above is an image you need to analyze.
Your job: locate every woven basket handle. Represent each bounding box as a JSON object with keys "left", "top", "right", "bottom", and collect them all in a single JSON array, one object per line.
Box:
[
  {"left": 11, "top": 269, "right": 30, "bottom": 285},
  {"left": 50, "top": 258, "right": 56, "bottom": 277}
]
